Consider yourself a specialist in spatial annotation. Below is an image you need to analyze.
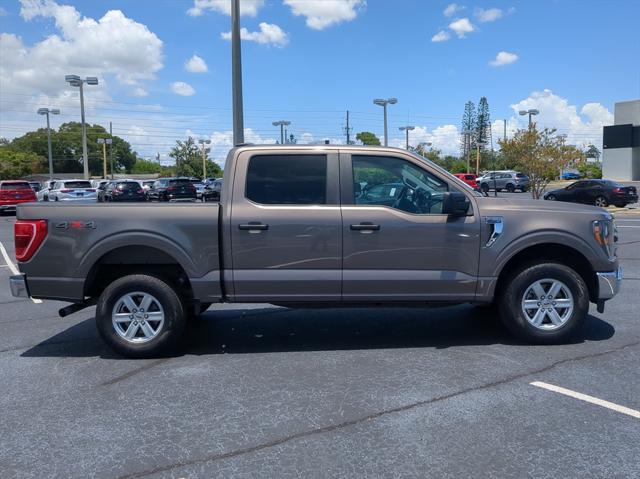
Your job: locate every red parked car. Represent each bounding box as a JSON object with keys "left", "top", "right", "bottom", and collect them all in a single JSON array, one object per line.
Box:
[
  {"left": 453, "top": 173, "right": 478, "bottom": 189},
  {"left": 0, "top": 181, "right": 37, "bottom": 215}
]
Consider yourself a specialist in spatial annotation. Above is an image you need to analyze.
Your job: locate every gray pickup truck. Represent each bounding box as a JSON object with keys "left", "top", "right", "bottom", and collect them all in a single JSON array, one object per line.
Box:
[{"left": 10, "top": 145, "right": 622, "bottom": 357}]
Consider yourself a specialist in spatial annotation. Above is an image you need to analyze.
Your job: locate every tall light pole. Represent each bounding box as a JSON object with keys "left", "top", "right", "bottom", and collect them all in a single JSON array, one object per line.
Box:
[
  {"left": 519, "top": 108, "right": 539, "bottom": 128},
  {"left": 272, "top": 120, "right": 291, "bottom": 144},
  {"left": 373, "top": 98, "right": 397, "bottom": 146},
  {"left": 65, "top": 75, "right": 98, "bottom": 179},
  {"left": 398, "top": 126, "right": 415, "bottom": 150},
  {"left": 231, "top": 0, "right": 244, "bottom": 145},
  {"left": 97, "top": 138, "right": 112, "bottom": 179},
  {"left": 198, "top": 138, "right": 211, "bottom": 179},
  {"left": 37, "top": 108, "right": 60, "bottom": 180},
  {"left": 475, "top": 140, "right": 486, "bottom": 176}
]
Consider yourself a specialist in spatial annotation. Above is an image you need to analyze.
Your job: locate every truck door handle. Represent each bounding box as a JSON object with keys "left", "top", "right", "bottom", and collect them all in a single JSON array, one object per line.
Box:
[
  {"left": 239, "top": 222, "right": 269, "bottom": 231},
  {"left": 350, "top": 222, "right": 380, "bottom": 231}
]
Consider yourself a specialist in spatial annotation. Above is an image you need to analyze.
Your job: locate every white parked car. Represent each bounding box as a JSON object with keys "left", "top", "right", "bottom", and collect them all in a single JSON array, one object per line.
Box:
[
  {"left": 37, "top": 180, "right": 58, "bottom": 201},
  {"left": 47, "top": 179, "right": 98, "bottom": 202}
]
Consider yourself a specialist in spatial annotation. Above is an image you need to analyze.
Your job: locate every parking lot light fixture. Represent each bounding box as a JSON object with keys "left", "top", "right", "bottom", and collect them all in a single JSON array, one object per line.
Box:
[
  {"left": 272, "top": 120, "right": 291, "bottom": 144},
  {"left": 66, "top": 75, "right": 99, "bottom": 179},
  {"left": 373, "top": 98, "right": 398, "bottom": 147},
  {"left": 37, "top": 108, "right": 60, "bottom": 180},
  {"left": 198, "top": 138, "right": 211, "bottom": 179},
  {"left": 519, "top": 109, "right": 539, "bottom": 128},
  {"left": 398, "top": 126, "right": 415, "bottom": 150}
]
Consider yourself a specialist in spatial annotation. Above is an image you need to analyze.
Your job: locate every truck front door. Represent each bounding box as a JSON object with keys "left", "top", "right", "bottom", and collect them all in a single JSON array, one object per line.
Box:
[
  {"left": 229, "top": 151, "right": 342, "bottom": 302},
  {"left": 341, "top": 151, "right": 481, "bottom": 302}
]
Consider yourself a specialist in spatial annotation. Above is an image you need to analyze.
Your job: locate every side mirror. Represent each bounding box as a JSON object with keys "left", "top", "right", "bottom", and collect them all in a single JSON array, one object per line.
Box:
[{"left": 442, "top": 191, "right": 470, "bottom": 216}]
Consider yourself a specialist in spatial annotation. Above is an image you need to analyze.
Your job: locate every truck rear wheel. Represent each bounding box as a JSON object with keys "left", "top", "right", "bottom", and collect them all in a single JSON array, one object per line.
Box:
[
  {"left": 498, "top": 262, "right": 589, "bottom": 344},
  {"left": 95, "top": 274, "right": 186, "bottom": 358}
]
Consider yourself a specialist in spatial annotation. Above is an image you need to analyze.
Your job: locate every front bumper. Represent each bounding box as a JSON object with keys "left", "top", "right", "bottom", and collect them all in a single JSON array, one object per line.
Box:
[
  {"left": 9, "top": 274, "right": 29, "bottom": 298},
  {"left": 596, "top": 267, "right": 623, "bottom": 300}
]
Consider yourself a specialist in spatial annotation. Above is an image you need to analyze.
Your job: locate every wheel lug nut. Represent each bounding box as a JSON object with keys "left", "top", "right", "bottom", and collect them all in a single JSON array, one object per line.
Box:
[
  {"left": 140, "top": 309, "right": 144, "bottom": 312},
  {"left": 129, "top": 315, "right": 133, "bottom": 319},
  {"left": 144, "top": 314, "right": 148, "bottom": 319},
  {"left": 133, "top": 321, "right": 138, "bottom": 325}
]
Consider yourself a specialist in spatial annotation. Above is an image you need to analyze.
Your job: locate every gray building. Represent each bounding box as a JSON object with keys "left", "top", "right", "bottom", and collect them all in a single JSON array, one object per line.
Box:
[{"left": 602, "top": 99, "right": 640, "bottom": 180}]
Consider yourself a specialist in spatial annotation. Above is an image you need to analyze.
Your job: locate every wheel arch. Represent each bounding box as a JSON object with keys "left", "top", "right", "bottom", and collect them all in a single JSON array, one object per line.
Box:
[{"left": 494, "top": 243, "right": 597, "bottom": 302}]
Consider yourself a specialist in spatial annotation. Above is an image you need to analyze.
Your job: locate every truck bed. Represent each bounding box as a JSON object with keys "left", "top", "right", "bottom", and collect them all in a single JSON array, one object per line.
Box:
[{"left": 17, "top": 203, "right": 222, "bottom": 303}]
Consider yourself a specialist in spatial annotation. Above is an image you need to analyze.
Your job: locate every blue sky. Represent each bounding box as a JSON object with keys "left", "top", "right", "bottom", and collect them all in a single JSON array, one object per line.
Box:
[{"left": 1, "top": 0, "right": 639, "bottom": 163}]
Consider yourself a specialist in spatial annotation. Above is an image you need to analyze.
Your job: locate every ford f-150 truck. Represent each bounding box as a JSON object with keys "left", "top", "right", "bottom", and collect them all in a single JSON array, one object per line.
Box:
[{"left": 10, "top": 145, "right": 622, "bottom": 357}]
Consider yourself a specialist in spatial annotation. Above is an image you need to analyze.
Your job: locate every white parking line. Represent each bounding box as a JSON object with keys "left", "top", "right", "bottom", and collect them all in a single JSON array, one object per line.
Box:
[
  {"left": 531, "top": 381, "right": 640, "bottom": 419},
  {"left": 0, "top": 241, "right": 42, "bottom": 304}
]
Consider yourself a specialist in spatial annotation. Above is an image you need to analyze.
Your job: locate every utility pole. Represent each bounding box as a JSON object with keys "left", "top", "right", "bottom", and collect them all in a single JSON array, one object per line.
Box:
[
  {"left": 109, "top": 121, "right": 114, "bottom": 179},
  {"left": 343, "top": 110, "right": 352, "bottom": 144},
  {"left": 463, "top": 130, "right": 472, "bottom": 174},
  {"left": 37, "top": 108, "right": 60, "bottom": 180},
  {"left": 198, "top": 138, "right": 211, "bottom": 179},
  {"left": 503, "top": 119, "right": 507, "bottom": 142},
  {"left": 65, "top": 75, "right": 98, "bottom": 179},
  {"left": 97, "top": 138, "right": 112, "bottom": 179},
  {"left": 231, "top": 0, "right": 244, "bottom": 144}
]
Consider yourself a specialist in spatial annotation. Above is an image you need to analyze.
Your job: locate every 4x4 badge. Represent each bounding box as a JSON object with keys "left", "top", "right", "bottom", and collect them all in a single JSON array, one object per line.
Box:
[{"left": 55, "top": 221, "right": 96, "bottom": 230}]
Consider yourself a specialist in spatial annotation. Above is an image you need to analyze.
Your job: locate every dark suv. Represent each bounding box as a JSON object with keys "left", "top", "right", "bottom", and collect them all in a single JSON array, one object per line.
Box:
[
  {"left": 147, "top": 178, "right": 197, "bottom": 202},
  {"left": 98, "top": 181, "right": 147, "bottom": 202}
]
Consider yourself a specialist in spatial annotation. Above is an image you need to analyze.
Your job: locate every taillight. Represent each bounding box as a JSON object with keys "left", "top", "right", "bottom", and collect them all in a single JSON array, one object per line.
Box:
[
  {"left": 612, "top": 187, "right": 622, "bottom": 193},
  {"left": 60, "top": 189, "right": 73, "bottom": 193},
  {"left": 14, "top": 220, "right": 47, "bottom": 262},
  {"left": 137, "top": 189, "right": 143, "bottom": 194},
  {"left": 87, "top": 189, "right": 96, "bottom": 192},
  {"left": 167, "top": 187, "right": 175, "bottom": 192}
]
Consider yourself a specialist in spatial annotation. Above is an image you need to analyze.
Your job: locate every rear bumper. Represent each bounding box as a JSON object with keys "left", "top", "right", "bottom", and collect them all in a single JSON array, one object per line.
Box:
[
  {"left": 596, "top": 267, "right": 623, "bottom": 300},
  {"left": 9, "top": 274, "right": 29, "bottom": 298}
]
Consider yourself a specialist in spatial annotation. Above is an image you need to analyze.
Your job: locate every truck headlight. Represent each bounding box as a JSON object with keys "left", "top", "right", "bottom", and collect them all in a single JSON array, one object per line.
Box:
[{"left": 593, "top": 219, "right": 616, "bottom": 260}]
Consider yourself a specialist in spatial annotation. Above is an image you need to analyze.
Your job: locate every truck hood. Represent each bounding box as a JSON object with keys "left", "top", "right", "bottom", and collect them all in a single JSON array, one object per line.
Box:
[{"left": 475, "top": 195, "right": 612, "bottom": 219}]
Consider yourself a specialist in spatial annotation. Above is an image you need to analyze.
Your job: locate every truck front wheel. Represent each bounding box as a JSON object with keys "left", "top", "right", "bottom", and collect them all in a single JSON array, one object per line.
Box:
[
  {"left": 96, "top": 274, "right": 186, "bottom": 358},
  {"left": 498, "top": 262, "right": 589, "bottom": 344}
]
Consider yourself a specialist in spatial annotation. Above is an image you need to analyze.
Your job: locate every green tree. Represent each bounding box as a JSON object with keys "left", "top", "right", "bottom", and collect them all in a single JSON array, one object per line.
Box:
[
  {"left": 475, "top": 97, "right": 492, "bottom": 150},
  {"left": 460, "top": 101, "right": 476, "bottom": 158},
  {"left": 169, "top": 137, "right": 223, "bottom": 178},
  {"left": 131, "top": 158, "right": 162, "bottom": 174},
  {"left": 356, "top": 131, "right": 381, "bottom": 146},
  {"left": 8, "top": 122, "right": 137, "bottom": 176},
  {"left": 584, "top": 144, "right": 601, "bottom": 162},
  {"left": 0, "top": 149, "right": 44, "bottom": 179},
  {"left": 499, "top": 126, "right": 581, "bottom": 199}
]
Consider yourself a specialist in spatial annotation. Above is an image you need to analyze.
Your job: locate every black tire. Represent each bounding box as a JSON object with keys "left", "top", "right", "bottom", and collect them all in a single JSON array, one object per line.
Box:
[
  {"left": 496, "top": 188, "right": 502, "bottom": 192},
  {"left": 506, "top": 183, "right": 515, "bottom": 193},
  {"left": 480, "top": 183, "right": 489, "bottom": 193},
  {"left": 498, "top": 262, "right": 589, "bottom": 344},
  {"left": 614, "top": 203, "right": 627, "bottom": 208},
  {"left": 521, "top": 186, "right": 528, "bottom": 192},
  {"left": 95, "top": 274, "right": 186, "bottom": 358},
  {"left": 594, "top": 196, "right": 608, "bottom": 207},
  {"left": 546, "top": 194, "right": 557, "bottom": 201}
]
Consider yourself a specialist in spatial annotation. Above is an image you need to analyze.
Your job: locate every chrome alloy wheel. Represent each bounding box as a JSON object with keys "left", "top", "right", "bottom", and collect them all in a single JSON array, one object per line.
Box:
[
  {"left": 521, "top": 278, "right": 574, "bottom": 331},
  {"left": 112, "top": 291, "right": 165, "bottom": 343}
]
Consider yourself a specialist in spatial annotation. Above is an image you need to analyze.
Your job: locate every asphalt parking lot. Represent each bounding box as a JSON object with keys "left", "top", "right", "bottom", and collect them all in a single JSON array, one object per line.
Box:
[{"left": 1, "top": 206, "right": 639, "bottom": 478}]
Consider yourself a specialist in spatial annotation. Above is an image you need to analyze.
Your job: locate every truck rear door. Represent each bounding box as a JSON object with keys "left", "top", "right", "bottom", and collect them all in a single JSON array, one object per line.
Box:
[{"left": 229, "top": 150, "right": 342, "bottom": 302}]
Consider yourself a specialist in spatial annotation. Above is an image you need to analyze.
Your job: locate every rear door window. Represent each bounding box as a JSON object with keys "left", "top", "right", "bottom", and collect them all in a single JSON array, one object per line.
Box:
[{"left": 246, "top": 154, "right": 327, "bottom": 205}]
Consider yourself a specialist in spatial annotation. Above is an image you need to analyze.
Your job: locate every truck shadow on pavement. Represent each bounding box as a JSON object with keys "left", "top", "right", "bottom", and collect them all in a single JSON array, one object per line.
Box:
[{"left": 21, "top": 304, "right": 616, "bottom": 359}]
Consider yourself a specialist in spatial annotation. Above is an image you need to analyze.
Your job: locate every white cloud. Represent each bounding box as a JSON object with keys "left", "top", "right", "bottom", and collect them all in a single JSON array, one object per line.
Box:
[
  {"left": 389, "top": 125, "right": 462, "bottom": 156},
  {"left": 171, "top": 81, "right": 195, "bottom": 96},
  {"left": 131, "top": 87, "right": 149, "bottom": 97},
  {"left": 187, "top": 0, "right": 264, "bottom": 17},
  {"left": 475, "top": 8, "right": 502, "bottom": 23},
  {"left": 431, "top": 30, "right": 450, "bottom": 42},
  {"left": 185, "top": 54, "right": 208, "bottom": 73},
  {"left": 443, "top": 3, "right": 461, "bottom": 17},
  {"left": 206, "top": 128, "right": 276, "bottom": 164},
  {"left": 283, "top": 0, "right": 365, "bottom": 30},
  {"left": 509, "top": 89, "right": 613, "bottom": 148},
  {"left": 489, "top": 51, "right": 518, "bottom": 66},
  {"left": 448, "top": 17, "right": 474, "bottom": 38},
  {"left": 15, "top": 0, "right": 163, "bottom": 88},
  {"left": 221, "top": 22, "right": 288, "bottom": 46}
]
